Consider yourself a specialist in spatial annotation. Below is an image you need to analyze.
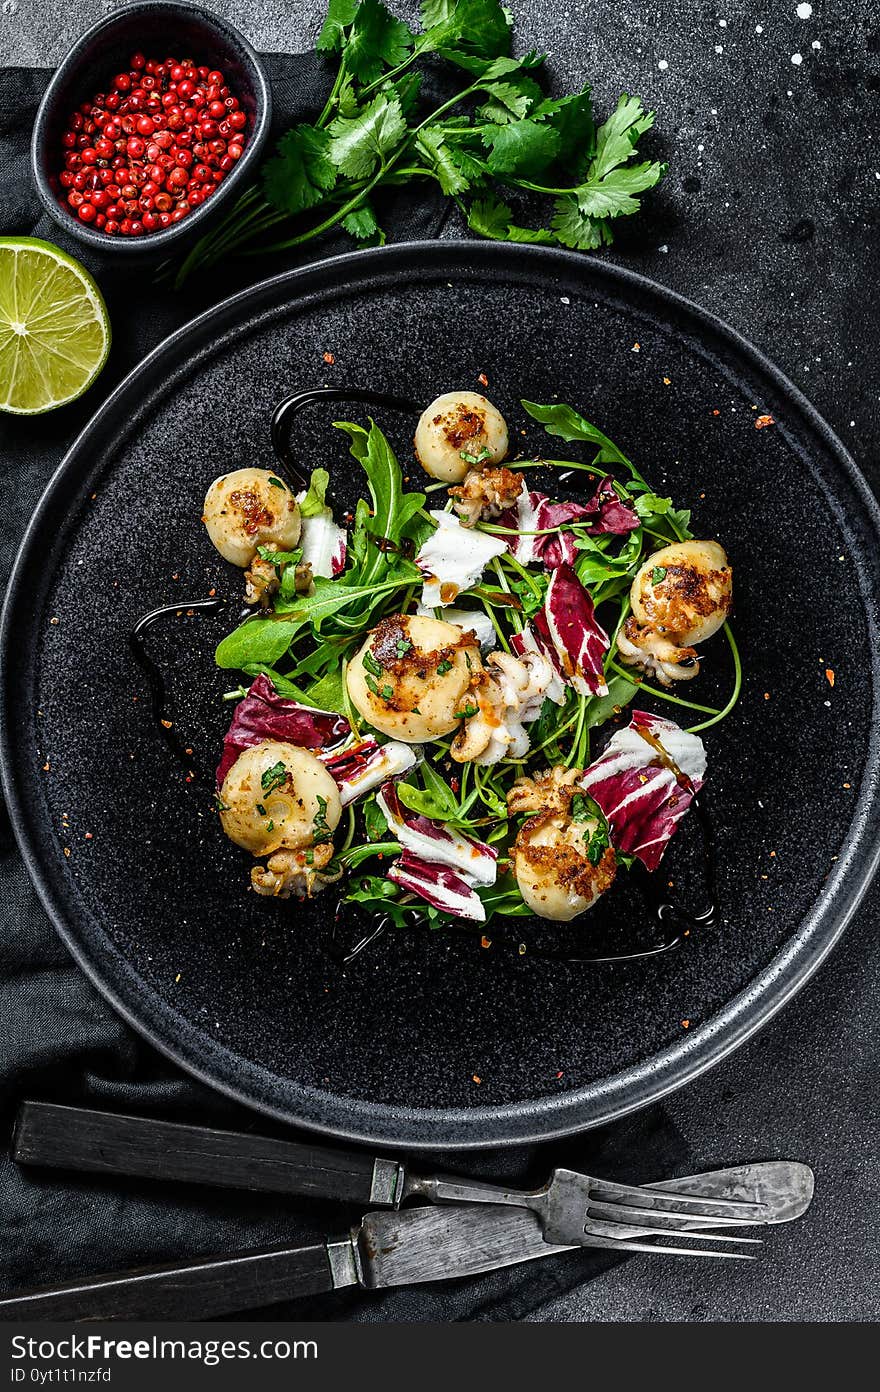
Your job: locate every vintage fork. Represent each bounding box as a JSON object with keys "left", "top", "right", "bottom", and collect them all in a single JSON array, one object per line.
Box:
[{"left": 407, "top": 1168, "right": 770, "bottom": 1247}]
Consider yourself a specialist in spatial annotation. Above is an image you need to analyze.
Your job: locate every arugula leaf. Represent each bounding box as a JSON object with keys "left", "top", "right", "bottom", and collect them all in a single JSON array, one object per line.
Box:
[
  {"left": 484, "top": 118, "right": 561, "bottom": 177},
  {"left": 521, "top": 399, "right": 631, "bottom": 466},
  {"left": 215, "top": 570, "right": 416, "bottom": 669},
  {"left": 256, "top": 544, "right": 303, "bottom": 568},
  {"left": 262, "top": 126, "right": 337, "bottom": 215},
  {"left": 317, "top": 0, "right": 360, "bottom": 52},
  {"left": 345, "top": 874, "right": 412, "bottom": 927},
  {"left": 303, "top": 666, "right": 348, "bottom": 714},
  {"left": 363, "top": 795, "right": 390, "bottom": 842},
  {"left": 345, "top": 0, "right": 414, "bottom": 84},
  {"left": 334, "top": 420, "right": 426, "bottom": 552},
  {"left": 467, "top": 195, "right": 554, "bottom": 244},
  {"left": 328, "top": 95, "right": 407, "bottom": 178},
  {"left": 298, "top": 468, "right": 331, "bottom": 517},
  {"left": 586, "top": 673, "right": 639, "bottom": 729}
]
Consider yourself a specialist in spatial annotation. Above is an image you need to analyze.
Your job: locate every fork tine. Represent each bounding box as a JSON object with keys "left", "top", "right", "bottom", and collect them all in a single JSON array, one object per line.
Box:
[
  {"left": 587, "top": 1198, "right": 764, "bottom": 1230},
  {"left": 582, "top": 1234, "right": 756, "bottom": 1261},
  {"left": 591, "top": 1178, "right": 768, "bottom": 1218}
]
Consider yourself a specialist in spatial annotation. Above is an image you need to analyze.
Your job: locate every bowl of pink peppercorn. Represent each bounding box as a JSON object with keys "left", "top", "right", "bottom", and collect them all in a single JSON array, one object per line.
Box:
[{"left": 31, "top": 0, "right": 271, "bottom": 253}]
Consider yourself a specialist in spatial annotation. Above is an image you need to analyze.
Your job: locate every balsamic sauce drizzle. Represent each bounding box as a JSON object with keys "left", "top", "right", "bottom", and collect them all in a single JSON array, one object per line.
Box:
[{"left": 130, "top": 384, "right": 719, "bottom": 970}]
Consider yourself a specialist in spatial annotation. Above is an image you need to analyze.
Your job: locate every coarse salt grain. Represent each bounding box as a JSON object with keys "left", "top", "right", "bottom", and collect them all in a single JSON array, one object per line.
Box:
[{"left": 791, "top": 52, "right": 803, "bottom": 65}]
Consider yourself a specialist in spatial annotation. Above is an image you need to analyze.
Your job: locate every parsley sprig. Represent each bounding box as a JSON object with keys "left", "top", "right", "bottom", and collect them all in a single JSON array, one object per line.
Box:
[{"left": 173, "top": 0, "right": 665, "bottom": 286}]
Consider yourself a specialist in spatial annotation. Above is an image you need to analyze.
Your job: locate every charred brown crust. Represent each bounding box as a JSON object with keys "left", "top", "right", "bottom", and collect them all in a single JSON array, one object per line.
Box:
[
  {"left": 642, "top": 563, "right": 732, "bottom": 636},
  {"left": 432, "top": 403, "right": 487, "bottom": 451},
  {"left": 623, "top": 616, "right": 699, "bottom": 666},
  {"left": 513, "top": 815, "right": 617, "bottom": 903},
  {"left": 366, "top": 615, "right": 478, "bottom": 711},
  {"left": 229, "top": 488, "right": 275, "bottom": 537}
]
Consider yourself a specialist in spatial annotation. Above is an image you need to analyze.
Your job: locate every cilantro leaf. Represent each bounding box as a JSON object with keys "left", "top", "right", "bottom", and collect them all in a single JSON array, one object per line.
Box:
[
  {"left": 328, "top": 95, "right": 408, "bottom": 178},
  {"left": 484, "top": 117, "right": 561, "bottom": 177},
  {"left": 344, "top": 0, "right": 414, "bottom": 84},
  {"left": 262, "top": 126, "right": 337, "bottom": 215},
  {"left": 342, "top": 202, "right": 386, "bottom": 243},
  {"left": 317, "top": 0, "right": 360, "bottom": 52},
  {"left": 550, "top": 196, "right": 613, "bottom": 250},
  {"left": 576, "top": 159, "right": 666, "bottom": 219},
  {"left": 416, "top": 127, "right": 473, "bottom": 194},
  {"left": 476, "top": 74, "right": 544, "bottom": 123},
  {"left": 467, "top": 195, "right": 554, "bottom": 244},
  {"left": 592, "top": 93, "right": 656, "bottom": 180},
  {"left": 532, "top": 87, "right": 595, "bottom": 171},
  {"left": 423, "top": 0, "right": 512, "bottom": 58}
]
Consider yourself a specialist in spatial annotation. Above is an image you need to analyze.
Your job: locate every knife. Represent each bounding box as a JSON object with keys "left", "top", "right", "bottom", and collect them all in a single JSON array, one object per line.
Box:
[{"left": 10, "top": 1102, "right": 814, "bottom": 1229}]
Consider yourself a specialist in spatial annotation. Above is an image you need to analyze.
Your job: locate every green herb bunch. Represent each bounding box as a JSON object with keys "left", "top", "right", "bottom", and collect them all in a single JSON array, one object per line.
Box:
[
  {"left": 215, "top": 400, "right": 741, "bottom": 930},
  {"left": 173, "top": 0, "right": 666, "bottom": 286}
]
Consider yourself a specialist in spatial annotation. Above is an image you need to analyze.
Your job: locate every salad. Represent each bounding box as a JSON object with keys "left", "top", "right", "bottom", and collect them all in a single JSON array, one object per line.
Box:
[{"left": 202, "top": 391, "right": 736, "bottom": 931}]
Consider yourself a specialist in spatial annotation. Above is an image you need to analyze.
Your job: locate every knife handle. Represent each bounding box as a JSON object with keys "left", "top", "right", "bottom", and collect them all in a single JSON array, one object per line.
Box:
[
  {"left": 14, "top": 1102, "right": 403, "bottom": 1208},
  {"left": 0, "top": 1241, "right": 338, "bottom": 1322}
]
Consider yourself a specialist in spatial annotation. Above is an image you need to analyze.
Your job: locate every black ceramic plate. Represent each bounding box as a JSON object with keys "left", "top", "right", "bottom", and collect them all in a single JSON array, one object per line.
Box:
[{"left": 3, "top": 242, "right": 880, "bottom": 1149}]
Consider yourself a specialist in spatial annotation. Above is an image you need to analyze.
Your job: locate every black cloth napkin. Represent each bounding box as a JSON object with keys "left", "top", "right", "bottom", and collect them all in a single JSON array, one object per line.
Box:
[{"left": 0, "top": 53, "right": 691, "bottom": 1321}]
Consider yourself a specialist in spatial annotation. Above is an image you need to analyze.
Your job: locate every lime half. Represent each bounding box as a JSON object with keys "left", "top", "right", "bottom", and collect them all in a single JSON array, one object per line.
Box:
[{"left": 0, "top": 236, "right": 110, "bottom": 415}]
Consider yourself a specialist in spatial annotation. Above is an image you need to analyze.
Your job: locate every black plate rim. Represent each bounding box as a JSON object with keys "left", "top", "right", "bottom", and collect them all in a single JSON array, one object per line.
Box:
[{"left": 3, "top": 239, "right": 879, "bottom": 1150}]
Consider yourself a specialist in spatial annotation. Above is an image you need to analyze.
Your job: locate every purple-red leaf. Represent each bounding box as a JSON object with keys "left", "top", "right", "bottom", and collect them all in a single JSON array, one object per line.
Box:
[
  {"left": 387, "top": 852, "right": 487, "bottom": 922},
  {"left": 323, "top": 738, "right": 418, "bottom": 805},
  {"left": 580, "top": 711, "right": 707, "bottom": 871},
  {"left": 378, "top": 782, "right": 497, "bottom": 885},
  {"left": 499, "top": 479, "right": 639, "bottom": 569},
  {"left": 216, "top": 674, "right": 350, "bottom": 786},
  {"left": 543, "top": 563, "right": 610, "bottom": 697}
]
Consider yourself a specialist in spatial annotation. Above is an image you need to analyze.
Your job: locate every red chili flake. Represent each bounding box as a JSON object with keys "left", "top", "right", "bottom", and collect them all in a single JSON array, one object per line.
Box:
[
  {"left": 171, "top": 572, "right": 179, "bottom": 580},
  {"left": 712, "top": 408, "right": 720, "bottom": 417},
  {"left": 322, "top": 351, "right": 335, "bottom": 364},
  {"left": 477, "top": 372, "right": 489, "bottom": 387},
  {"left": 663, "top": 376, "right": 671, "bottom": 385},
  {"left": 161, "top": 718, "right": 173, "bottom": 729},
  {"left": 480, "top": 935, "right": 492, "bottom": 949},
  {"left": 764, "top": 692, "right": 771, "bottom": 700},
  {"left": 843, "top": 781, "right": 851, "bottom": 789},
  {"left": 450, "top": 777, "right": 460, "bottom": 794},
  {"left": 555, "top": 1070, "right": 564, "bottom": 1079},
  {"left": 42, "top": 761, "right": 50, "bottom": 771},
  {"left": 825, "top": 668, "right": 835, "bottom": 688},
  {"left": 63, "top": 847, "right": 71, "bottom": 858},
  {"left": 472, "top": 1074, "right": 482, "bottom": 1085},
  {"left": 755, "top": 414, "right": 775, "bottom": 430},
  {"left": 84, "top": 832, "right": 93, "bottom": 841},
  {"left": 208, "top": 587, "right": 216, "bottom": 597},
  {"left": 681, "top": 1019, "right": 690, "bottom": 1029}
]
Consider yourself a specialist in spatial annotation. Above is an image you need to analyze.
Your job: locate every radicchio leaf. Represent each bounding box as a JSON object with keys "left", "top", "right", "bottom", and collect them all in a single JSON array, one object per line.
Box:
[
  {"left": 542, "top": 564, "right": 610, "bottom": 697},
  {"left": 579, "top": 711, "right": 707, "bottom": 872},
  {"left": 322, "top": 738, "right": 418, "bottom": 806},
  {"left": 416, "top": 510, "right": 507, "bottom": 607},
  {"left": 377, "top": 782, "right": 497, "bottom": 886},
  {"left": 299, "top": 510, "right": 347, "bottom": 578},
  {"left": 387, "top": 852, "right": 487, "bottom": 922},
  {"left": 499, "top": 479, "right": 639, "bottom": 569},
  {"left": 216, "top": 674, "right": 350, "bottom": 787}
]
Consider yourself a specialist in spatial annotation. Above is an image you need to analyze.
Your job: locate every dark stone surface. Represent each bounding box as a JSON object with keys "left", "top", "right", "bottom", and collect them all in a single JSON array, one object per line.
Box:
[{"left": 2, "top": 0, "right": 879, "bottom": 1321}]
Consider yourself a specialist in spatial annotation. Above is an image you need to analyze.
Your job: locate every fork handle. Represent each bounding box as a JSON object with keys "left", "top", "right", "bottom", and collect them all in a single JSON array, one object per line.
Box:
[{"left": 14, "top": 1102, "right": 403, "bottom": 1207}]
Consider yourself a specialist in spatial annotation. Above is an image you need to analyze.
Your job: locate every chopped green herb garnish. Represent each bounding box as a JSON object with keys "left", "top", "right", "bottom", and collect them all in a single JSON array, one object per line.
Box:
[
  {"left": 436, "top": 659, "right": 453, "bottom": 675},
  {"left": 364, "top": 674, "right": 379, "bottom": 696},
  {"left": 396, "top": 638, "right": 413, "bottom": 658},
  {"left": 570, "top": 793, "right": 591, "bottom": 823},
  {"left": 214, "top": 794, "right": 230, "bottom": 813},
  {"left": 380, "top": 683, "right": 394, "bottom": 700},
  {"left": 586, "top": 820, "right": 610, "bottom": 866},
  {"left": 305, "top": 850, "right": 315, "bottom": 865},
  {"left": 652, "top": 565, "right": 667, "bottom": 584},
  {"left": 266, "top": 820, "right": 275, "bottom": 832},
  {"left": 363, "top": 649, "right": 383, "bottom": 677},
  {"left": 459, "top": 446, "right": 492, "bottom": 466},
  {"left": 312, "top": 794, "right": 333, "bottom": 844},
  {"left": 261, "top": 761, "right": 288, "bottom": 795},
  {"left": 453, "top": 704, "right": 479, "bottom": 720},
  {"left": 256, "top": 802, "right": 267, "bottom": 816},
  {"left": 268, "top": 476, "right": 286, "bottom": 490}
]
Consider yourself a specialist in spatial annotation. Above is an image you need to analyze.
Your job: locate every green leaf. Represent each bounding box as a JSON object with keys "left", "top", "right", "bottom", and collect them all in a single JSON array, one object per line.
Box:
[
  {"left": 298, "top": 467, "right": 331, "bottom": 517},
  {"left": 592, "top": 93, "right": 656, "bottom": 181},
  {"left": 532, "top": 88, "right": 595, "bottom": 169},
  {"left": 484, "top": 118, "right": 561, "bottom": 177},
  {"left": 424, "top": 0, "right": 513, "bottom": 59},
  {"left": 550, "top": 196, "right": 613, "bottom": 250},
  {"left": 476, "top": 74, "right": 544, "bottom": 123},
  {"left": 334, "top": 419, "right": 426, "bottom": 550},
  {"left": 586, "top": 672, "right": 640, "bottom": 729},
  {"left": 317, "top": 0, "right": 360, "bottom": 52},
  {"left": 467, "top": 195, "right": 554, "bottom": 244},
  {"left": 345, "top": 874, "right": 411, "bottom": 928},
  {"left": 303, "top": 666, "right": 348, "bottom": 715},
  {"left": 416, "top": 127, "right": 472, "bottom": 194},
  {"left": 344, "top": 0, "right": 414, "bottom": 84},
  {"left": 521, "top": 399, "right": 630, "bottom": 467},
  {"left": 215, "top": 571, "right": 415, "bottom": 670},
  {"left": 363, "top": 796, "right": 390, "bottom": 842},
  {"left": 342, "top": 202, "right": 386, "bottom": 244},
  {"left": 575, "top": 159, "right": 665, "bottom": 219},
  {"left": 328, "top": 95, "right": 407, "bottom": 179},
  {"left": 262, "top": 126, "right": 337, "bottom": 215}
]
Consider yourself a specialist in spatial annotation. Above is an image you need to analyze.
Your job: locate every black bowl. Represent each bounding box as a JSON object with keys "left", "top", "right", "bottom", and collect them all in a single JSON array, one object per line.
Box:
[{"left": 30, "top": 0, "right": 271, "bottom": 256}]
